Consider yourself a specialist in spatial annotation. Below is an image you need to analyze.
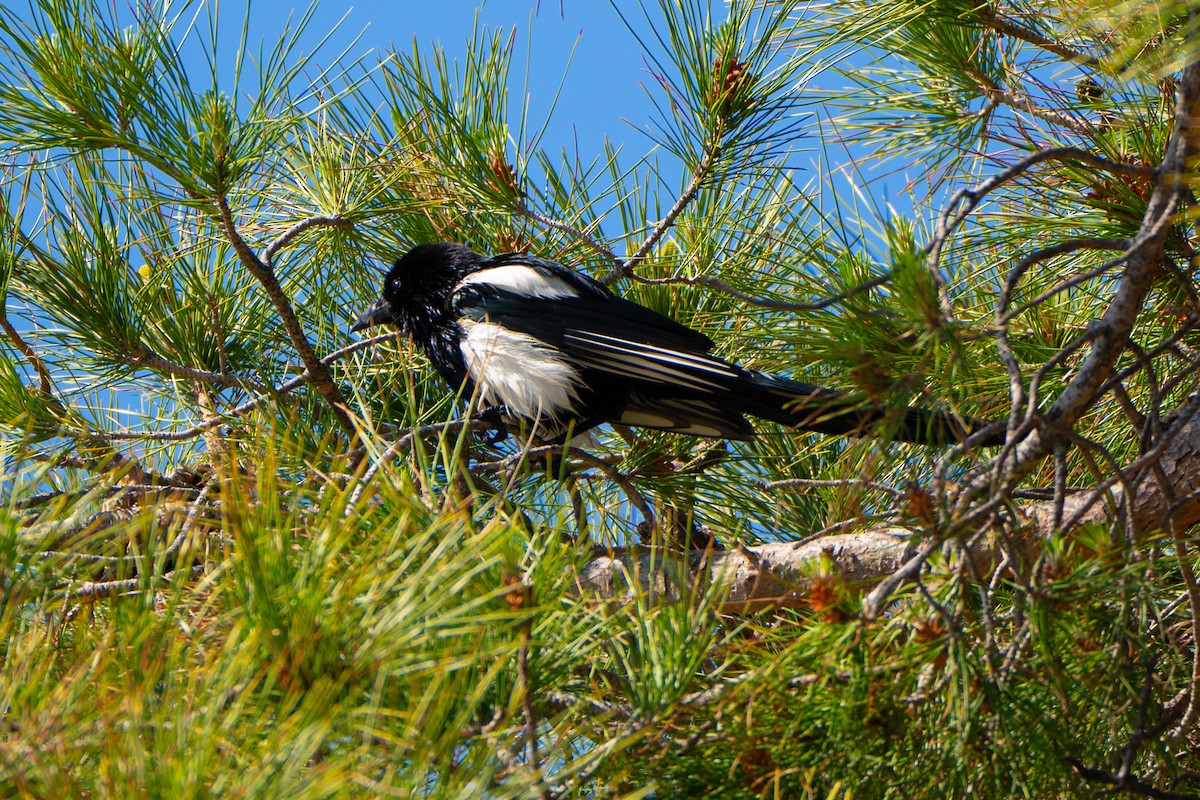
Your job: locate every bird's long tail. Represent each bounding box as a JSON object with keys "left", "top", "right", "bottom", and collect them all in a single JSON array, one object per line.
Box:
[{"left": 739, "top": 372, "right": 1004, "bottom": 446}]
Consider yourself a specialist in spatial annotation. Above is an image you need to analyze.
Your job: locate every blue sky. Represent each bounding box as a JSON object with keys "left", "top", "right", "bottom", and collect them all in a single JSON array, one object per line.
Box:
[{"left": 240, "top": 1, "right": 673, "bottom": 176}]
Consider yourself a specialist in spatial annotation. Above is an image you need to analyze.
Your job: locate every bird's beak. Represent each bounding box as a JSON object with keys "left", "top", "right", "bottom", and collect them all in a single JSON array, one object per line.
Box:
[{"left": 351, "top": 299, "right": 396, "bottom": 332}]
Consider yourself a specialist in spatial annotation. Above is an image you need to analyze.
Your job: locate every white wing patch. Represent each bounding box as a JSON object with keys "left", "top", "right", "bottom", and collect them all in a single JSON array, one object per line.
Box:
[
  {"left": 457, "top": 264, "right": 581, "bottom": 299},
  {"left": 459, "top": 319, "right": 582, "bottom": 421}
]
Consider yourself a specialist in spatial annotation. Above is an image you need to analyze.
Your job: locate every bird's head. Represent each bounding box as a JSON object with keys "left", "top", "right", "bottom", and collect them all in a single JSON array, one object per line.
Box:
[{"left": 352, "top": 242, "right": 481, "bottom": 335}]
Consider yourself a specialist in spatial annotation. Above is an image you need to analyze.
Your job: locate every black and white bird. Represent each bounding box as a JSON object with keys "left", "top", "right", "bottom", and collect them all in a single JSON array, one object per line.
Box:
[{"left": 352, "top": 242, "right": 1001, "bottom": 446}]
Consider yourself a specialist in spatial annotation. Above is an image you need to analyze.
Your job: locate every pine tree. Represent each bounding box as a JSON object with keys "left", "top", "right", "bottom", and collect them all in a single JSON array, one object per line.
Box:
[{"left": 1, "top": 0, "right": 1199, "bottom": 796}]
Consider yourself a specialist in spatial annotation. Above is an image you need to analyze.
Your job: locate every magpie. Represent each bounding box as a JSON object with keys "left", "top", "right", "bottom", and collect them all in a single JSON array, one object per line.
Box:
[{"left": 352, "top": 242, "right": 1001, "bottom": 446}]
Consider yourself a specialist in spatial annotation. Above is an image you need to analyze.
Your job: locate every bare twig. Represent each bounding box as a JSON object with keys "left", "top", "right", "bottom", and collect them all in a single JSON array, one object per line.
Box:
[
  {"left": 347, "top": 418, "right": 489, "bottom": 507},
  {"left": 996, "top": 237, "right": 1130, "bottom": 324},
  {"left": 759, "top": 477, "right": 904, "bottom": 498},
  {"left": 997, "top": 247, "right": 1133, "bottom": 326},
  {"left": 1066, "top": 763, "right": 1200, "bottom": 800},
  {"left": 627, "top": 269, "right": 892, "bottom": 313},
  {"left": 964, "top": 66, "right": 1105, "bottom": 135},
  {"left": 603, "top": 146, "right": 717, "bottom": 284},
  {"left": 473, "top": 444, "right": 656, "bottom": 531},
  {"left": 975, "top": 8, "right": 1102, "bottom": 66},
  {"left": 1097, "top": 314, "right": 1200, "bottom": 402},
  {"left": 126, "top": 347, "right": 268, "bottom": 393},
  {"left": 517, "top": 602, "right": 551, "bottom": 800},
  {"left": 541, "top": 690, "right": 635, "bottom": 719},
  {"left": 1153, "top": 454, "right": 1200, "bottom": 735},
  {"left": 516, "top": 203, "right": 621, "bottom": 269},
  {"left": 107, "top": 331, "right": 405, "bottom": 442},
  {"left": 164, "top": 481, "right": 218, "bottom": 559},
  {"left": 928, "top": 148, "right": 1155, "bottom": 270}
]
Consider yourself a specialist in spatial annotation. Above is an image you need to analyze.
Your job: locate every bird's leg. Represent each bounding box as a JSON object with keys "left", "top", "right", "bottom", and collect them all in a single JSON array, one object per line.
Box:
[
  {"left": 655, "top": 500, "right": 722, "bottom": 552},
  {"left": 610, "top": 424, "right": 639, "bottom": 447},
  {"left": 564, "top": 472, "right": 588, "bottom": 547},
  {"left": 473, "top": 405, "right": 510, "bottom": 444}
]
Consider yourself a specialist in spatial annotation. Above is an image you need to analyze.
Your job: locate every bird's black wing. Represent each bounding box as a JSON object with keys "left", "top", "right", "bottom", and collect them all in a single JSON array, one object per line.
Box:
[
  {"left": 452, "top": 292, "right": 738, "bottom": 393},
  {"left": 450, "top": 264, "right": 759, "bottom": 437},
  {"left": 451, "top": 256, "right": 719, "bottom": 360}
]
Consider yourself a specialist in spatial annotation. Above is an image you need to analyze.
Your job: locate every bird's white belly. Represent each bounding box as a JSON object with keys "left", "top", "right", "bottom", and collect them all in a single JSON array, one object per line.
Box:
[{"left": 458, "top": 319, "right": 582, "bottom": 420}]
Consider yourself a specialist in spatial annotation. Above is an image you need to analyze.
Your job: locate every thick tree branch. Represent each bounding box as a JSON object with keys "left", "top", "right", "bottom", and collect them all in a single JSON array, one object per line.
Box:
[
  {"left": 955, "top": 60, "right": 1200, "bottom": 512},
  {"left": 575, "top": 400, "right": 1200, "bottom": 611}
]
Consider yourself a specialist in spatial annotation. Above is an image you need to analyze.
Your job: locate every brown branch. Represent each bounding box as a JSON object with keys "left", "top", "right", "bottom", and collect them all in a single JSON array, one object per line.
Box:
[
  {"left": 261, "top": 215, "right": 352, "bottom": 268},
  {"left": 626, "top": 269, "right": 893, "bottom": 313},
  {"left": 517, "top": 595, "right": 551, "bottom": 800},
  {"left": 964, "top": 66, "right": 1104, "bottom": 135},
  {"left": 928, "top": 148, "right": 1155, "bottom": 270},
  {"left": 0, "top": 312, "right": 51, "bottom": 395},
  {"left": 949, "top": 60, "right": 1200, "bottom": 519},
  {"left": 575, "top": 400, "right": 1200, "bottom": 612},
  {"left": 975, "top": 8, "right": 1101, "bottom": 67},
  {"left": 1068, "top": 759, "right": 1199, "bottom": 800},
  {"left": 67, "top": 564, "right": 205, "bottom": 602},
  {"left": 125, "top": 347, "right": 267, "bottom": 393},
  {"left": 996, "top": 237, "right": 1131, "bottom": 326},
  {"left": 577, "top": 527, "right": 914, "bottom": 613},
  {"left": 107, "top": 330, "right": 405, "bottom": 442},
  {"left": 603, "top": 146, "right": 717, "bottom": 284},
  {"left": 213, "top": 192, "right": 355, "bottom": 436},
  {"left": 515, "top": 204, "right": 621, "bottom": 269},
  {"left": 861, "top": 538, "right": 942, "bottom": 621}
]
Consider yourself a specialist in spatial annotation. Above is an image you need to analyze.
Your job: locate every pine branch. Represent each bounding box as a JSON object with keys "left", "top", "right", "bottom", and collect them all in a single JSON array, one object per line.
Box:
[
  {"left": 964, "top": 65, "right": 1104, "bottom": 135},
  {"left": 262, "top": 215, "right": 353, "bottom": 268},
  {"left": 574, "top": 397, "right": 1200, "bottom": 613},
  {"left": 603, "top": 145, "right": 717, "bottom": 284},
  {"left": 940, "top": 62, "right": 1200, "bottom": 519},
  {"left": 212, "top": 189, "right": 356, "bottom": 437},
  {"left": 627, "top": 269, "right": 893, "bottom": 313},
  {"left": 975, "top": 8, "right": 1101, "bottom": 67}
]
